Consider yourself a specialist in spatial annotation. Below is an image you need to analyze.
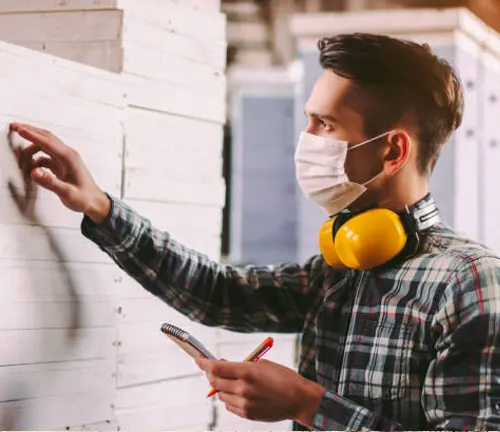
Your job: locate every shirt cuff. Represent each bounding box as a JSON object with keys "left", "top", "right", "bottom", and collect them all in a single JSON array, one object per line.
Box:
[
  {"left": 313, "top": 390, "right": 399, "bottom": 431},
  {"left": 80, "top": 193, "right": 131, "bottom": 252}
]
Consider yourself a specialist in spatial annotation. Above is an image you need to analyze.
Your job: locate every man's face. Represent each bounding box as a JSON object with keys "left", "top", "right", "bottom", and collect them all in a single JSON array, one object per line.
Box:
[{"left": 303, "top": 70, "right": 387, "bottom": 188}]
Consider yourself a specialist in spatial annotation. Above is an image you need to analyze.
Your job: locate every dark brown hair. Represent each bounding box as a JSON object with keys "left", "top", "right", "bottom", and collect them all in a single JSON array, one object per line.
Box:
[{"left": 318, "top": 33, "right": 464, "bottom": 173}]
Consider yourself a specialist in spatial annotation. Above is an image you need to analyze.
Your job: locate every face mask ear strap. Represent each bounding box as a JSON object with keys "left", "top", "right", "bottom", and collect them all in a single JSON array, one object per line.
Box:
[{"left": 349, "top": 131, "right": 392, "bottom": 151}]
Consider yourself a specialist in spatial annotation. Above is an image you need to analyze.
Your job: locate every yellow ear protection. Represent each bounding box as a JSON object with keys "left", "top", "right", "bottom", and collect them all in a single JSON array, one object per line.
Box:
[{"left": 318, "top": 206, "right": 421, "bottom": 270}]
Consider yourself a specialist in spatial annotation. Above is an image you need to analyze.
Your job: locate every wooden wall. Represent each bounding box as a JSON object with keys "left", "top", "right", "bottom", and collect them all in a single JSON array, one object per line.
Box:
[
  {"left": 0, "top": 38, "right": 125, "bottom": 430},
  {"left": 0, "top": 0, "right": 297, "bottom": 430}
]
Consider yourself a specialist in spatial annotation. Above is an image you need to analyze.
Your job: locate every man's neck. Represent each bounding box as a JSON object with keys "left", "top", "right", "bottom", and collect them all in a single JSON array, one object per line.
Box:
[{"left": 349, "top": 180, "right": 429, "bottom": 214}]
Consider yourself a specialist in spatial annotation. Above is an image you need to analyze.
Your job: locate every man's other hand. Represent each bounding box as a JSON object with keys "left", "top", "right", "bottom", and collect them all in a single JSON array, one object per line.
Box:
[
  {"left": 9, "top": 123, "right": 111, "bottom": 224},
  {"left": 195, "top": 357, "right": 325, "bottom": 427}
]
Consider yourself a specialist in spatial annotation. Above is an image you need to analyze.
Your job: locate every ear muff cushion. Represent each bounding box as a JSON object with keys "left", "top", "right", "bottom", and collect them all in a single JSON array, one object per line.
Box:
[
  {"left": 318, "top": 217, "right": 346, "bottom": 268},
  {"left": 334, "top": 208, "right": 408, "bottom": 270}
]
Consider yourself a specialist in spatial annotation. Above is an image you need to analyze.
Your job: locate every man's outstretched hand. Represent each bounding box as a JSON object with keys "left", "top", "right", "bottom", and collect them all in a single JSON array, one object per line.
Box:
[
  {"left": 9, "top": 123, "right": 111, "bottom": 224},
  {"left": 195, "top": 357, "right": 324, "bottom": 427}
]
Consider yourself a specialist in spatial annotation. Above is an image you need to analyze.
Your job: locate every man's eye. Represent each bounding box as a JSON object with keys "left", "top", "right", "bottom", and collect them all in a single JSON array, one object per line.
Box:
[{"left": 320, "top": 120, "right": 331, "bottom": 129}]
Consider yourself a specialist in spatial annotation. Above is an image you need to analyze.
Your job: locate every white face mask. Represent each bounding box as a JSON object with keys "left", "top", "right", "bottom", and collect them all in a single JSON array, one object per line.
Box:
[{"left": 294, "top": 131, "right": 391, "bottom": 215}]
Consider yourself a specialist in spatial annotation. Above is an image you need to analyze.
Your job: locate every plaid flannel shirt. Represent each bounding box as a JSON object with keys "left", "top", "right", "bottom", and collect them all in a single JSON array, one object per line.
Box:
[{"left": 81, "top": 193, "right": 500, "bottom": 430}]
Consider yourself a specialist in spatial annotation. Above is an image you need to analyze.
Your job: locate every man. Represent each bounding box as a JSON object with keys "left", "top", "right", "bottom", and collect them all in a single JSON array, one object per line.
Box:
[{"left": 10, "top": 33, "right": 500, "bottom": 430}]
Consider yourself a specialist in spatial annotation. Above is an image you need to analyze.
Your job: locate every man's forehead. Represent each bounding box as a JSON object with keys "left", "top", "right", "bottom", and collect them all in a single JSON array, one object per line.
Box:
[{"left": 305, "top": 70, "right": 357, "bottom": 119}]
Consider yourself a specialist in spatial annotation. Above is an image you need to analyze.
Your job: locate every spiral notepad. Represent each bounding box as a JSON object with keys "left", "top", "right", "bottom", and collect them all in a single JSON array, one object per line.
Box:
[{"left": 160, "top": 323, "right": 216, "bottom": 360}]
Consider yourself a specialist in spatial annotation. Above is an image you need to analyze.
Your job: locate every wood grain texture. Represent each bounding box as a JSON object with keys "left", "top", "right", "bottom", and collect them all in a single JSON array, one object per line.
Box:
[
  {"left": 0, "top": 1, "right": 228, "bottom": 429},
  {"left": 0, "top": 0, "right": 221, "bottom": 14},
  {"left": 118, "top": 0, "right": 226, "bottom": 41},
  {"left": 22, "top": 40, "right": 124, "bottom": 73},
  {"left": 116, "top": 403, "right": 212, "bottom": 430},
  {"left": 0, "top": 10, "right": 123, "bottom": 43},
  {"left": 0, "top": 0, "right": 119, "bottom": 13},
  {"left": 125, "top": 75, "right": 226, "bottom": 123},
  {"left": 123, "top": 43, "right": 226, "bottom": 98},
  {"left": 122, "top": 16, "right": 226, "bottom": 69}
]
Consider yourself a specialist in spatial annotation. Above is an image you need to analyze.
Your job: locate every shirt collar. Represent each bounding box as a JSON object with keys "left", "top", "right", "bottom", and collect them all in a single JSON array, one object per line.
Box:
[{"left": 408, "top": 193, "right": 441, "bottom": 231}]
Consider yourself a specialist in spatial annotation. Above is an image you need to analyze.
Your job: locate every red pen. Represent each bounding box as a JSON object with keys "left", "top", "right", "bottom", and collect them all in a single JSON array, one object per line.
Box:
[{"left": 206, "top": 336, "right": 274, "bottom": 398}]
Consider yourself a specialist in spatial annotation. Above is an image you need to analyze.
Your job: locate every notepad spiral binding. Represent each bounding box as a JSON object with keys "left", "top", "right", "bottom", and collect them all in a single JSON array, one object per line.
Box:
[{"left": 161, "top": 323, "right": 189, "bottom": 341}]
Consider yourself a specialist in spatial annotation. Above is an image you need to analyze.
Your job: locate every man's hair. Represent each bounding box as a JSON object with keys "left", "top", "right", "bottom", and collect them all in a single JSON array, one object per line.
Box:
[{"left": 318, "top": 33, "right": 464, "bottom": 173}]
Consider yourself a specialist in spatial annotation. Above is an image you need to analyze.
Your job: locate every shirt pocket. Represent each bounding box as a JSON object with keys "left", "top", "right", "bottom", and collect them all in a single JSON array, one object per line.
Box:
[{"left": 344, "top": 318, "right": 412, "bottom": 401}]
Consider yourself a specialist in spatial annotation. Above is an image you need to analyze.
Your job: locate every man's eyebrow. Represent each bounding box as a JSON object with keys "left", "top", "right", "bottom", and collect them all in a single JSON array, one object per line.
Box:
[{"left": 304, "top": 110, "right": 339, "bottom": 123}]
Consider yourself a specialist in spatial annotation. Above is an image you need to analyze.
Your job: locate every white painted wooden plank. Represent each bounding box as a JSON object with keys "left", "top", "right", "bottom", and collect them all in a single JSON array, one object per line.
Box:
[
  {"left": 0, "top": 260, "right": 121, "bottom": 302},
  {"left": 124, "top": 106, "right": 223, "bottom": 148},
  {"left": 0, "top": 10, "right": 123, "bottom": 43},
  {"left": 122, "top": 19, "right": 226, "bottom": 69},
  {"left": 123, "top": 169, "right": 225, "bottom": 207},
  {"left": 185, "top": 0, "right": 220, "bottom": 13},
  {"left": 0, "top": 184, "right": 121, "bottom": 229},
  {"left": 0, "top": 393, "right": 114, "bottom": 430},
  {"left": 117, "top": 349, "right": 210, "bottom": 387},
  {"left": 0, "top": 45, "right": 125, "bottom": 106},
  {"left": 0, "top": 116, "right": 122, "bottom": 201},
  {"left": 119, "top": 297, "right": 222, "bottom": 328},
  {"left": 0, "top": 224, "right": 113, "bottom": 264},
  {"left": 122, "top": 199, "right": 222, "bottom": 236},
  {"left": 0, "top": 327, "right": 115, "bottom": 364},
  {"left": 119, "top": 0, "right": 226, "bottom": 42},
  {"left": 0, "top": 0, "right": 119, "bottom": 13},
  {"left": 22, "top": 40, "right": 123, "bottom": 74},
  {"left": 0, "top": 359, "right": 115, "bottom": 401},
  {"left": 115, "top": 275, "right": 153, "bottom": 299},
  {"left": 118, "top": 297, "right": 183, "bottom": 325},
  {"left": 0, "top": 114, "right": 121, "bottom": 154},
  {"left": 116, "top": 375, "right": 208, "bottom": 408},
  {"left": 2, "top": 121, "right": 122, "bottom": 169},
  {"left": 62, "top": 419, "right": 119, "bottom": 431},
  {"left": 123, "top": 44, "right": 225, "bottom": 97},
  {"left": 125, "top": 147, "right": 222, "bottom": 183},
  {"left": 0, "top": 0, "right": 221, "bottom": 14},
  {"left": 0, "top": 150, "right": 121, "bottom": 227},
  {"left": 0, "top": 300, "right": 115, "bottom": 330},
  {"left": 0, "top": 37, "right": 120, "bottom": 81},
  {"left": 0, "top": 164, "right": 121, "bottom": 204},
  {"left": 126, "top": 75, "right": 226, "bottom": 123},
  {"left": 117, "top": 403, "right": 211, "bottom": 430},
  {"left": 0, "top": 189, "right": 81, "bottom": 229},
  {"left": 0, "top": 83, "right": 123, "bottom": 140}
]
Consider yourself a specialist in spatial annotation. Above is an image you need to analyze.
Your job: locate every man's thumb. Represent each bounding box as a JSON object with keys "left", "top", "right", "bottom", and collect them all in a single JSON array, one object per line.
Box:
[{"left": 32, "top": 168, "right": 68, "bottom": 196}]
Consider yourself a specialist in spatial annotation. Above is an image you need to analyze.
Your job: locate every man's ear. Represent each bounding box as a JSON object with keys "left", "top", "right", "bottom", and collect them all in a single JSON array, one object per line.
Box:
[{"left": 383, "top": 130, "right": 411, "bottom": 176}]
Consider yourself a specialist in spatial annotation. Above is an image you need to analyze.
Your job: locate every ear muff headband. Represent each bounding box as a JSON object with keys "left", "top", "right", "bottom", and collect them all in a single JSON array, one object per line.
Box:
[{"left": 318, "top": 208, "right": 411, "bottom": 270}]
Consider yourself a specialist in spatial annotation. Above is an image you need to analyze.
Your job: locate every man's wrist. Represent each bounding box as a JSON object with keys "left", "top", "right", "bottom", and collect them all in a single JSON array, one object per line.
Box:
[
  {"left": 84, "top": 190, "right": 112, "bottom": 225},
  {"left": 293, "top": 378, "right": 325, "bottom": 428}
]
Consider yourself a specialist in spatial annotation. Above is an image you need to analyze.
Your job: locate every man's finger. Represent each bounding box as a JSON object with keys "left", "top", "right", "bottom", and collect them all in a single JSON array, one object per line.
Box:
[
  {"left": 208, "top": 376, "right": 239, "bottom": 395},
  {"left": 218, "top": 392, "right": 246, "bottom": 409},
  {"left": 223, "top": 399, "right": 248, "bottom": 420},
  {"left": 197, "top": 359, "right": 251, "bottom": 379},
  {"left": 32, "top": 156, "right": 60, "bottom": 176},
  {"left": 31, "top": 167, "right": 70, "bottom": 196},
  {"left": 11, "top": 123, "right": 51, "bottom": 137},
  {"left": 18, "top": 144, "right": 42, "bottom": 175},
  {"left": 10, "top": 124, "right": 68, "bottom": 160}
]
